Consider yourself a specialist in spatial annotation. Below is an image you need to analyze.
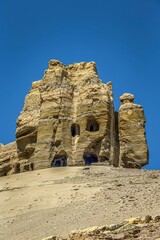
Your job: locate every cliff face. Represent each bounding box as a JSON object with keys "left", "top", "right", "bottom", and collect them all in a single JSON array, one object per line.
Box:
[
  {"left": 0, "top": 60, "right": 149, "bottom": 175},
  {"left": 16, "top": 60, "right": 118, "bottom": 171}
]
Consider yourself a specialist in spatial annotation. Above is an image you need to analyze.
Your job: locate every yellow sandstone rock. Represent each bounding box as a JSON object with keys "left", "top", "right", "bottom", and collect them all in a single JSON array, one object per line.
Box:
[
  {"left": 119, "top": 93, "right": 149, "bottom": 168},
  {"left": 0, "top": 60, "right": 149, "bottom": 175}
]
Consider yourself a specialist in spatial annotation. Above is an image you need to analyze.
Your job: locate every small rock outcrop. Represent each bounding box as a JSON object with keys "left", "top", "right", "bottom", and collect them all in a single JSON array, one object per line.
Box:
[
  {"left": 0, "top": 142, "right": 19, "bottom": 176},
  {"left": 119, "top": 93, "right": 149, "bottom": 168},
  {"left": 0, "top": 60, "right": 149, "bottom": 175},
  {"left": 42, "top": 216, "right": 160, "bottom": 240}
]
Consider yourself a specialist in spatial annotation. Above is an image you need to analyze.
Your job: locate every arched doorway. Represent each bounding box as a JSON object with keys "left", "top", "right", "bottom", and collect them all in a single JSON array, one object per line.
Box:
[
  {"left": 83, "top": 154, "right": 98, "bottom": 165},
  {"left": 51, "top": 155, "right": 67, "bottom": 167}
]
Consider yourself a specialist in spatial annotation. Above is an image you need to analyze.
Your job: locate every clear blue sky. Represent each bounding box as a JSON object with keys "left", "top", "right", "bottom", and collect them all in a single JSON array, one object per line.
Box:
[{"left": 0, "top": 0, "right": 160, "bottom": 169}]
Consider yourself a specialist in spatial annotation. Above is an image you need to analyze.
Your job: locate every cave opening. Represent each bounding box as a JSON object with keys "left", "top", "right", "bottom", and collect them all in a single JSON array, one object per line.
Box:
[
  {"left": 51, "top": 155, "right": 67, "bottom": 167},
  {"left": 83, "top": 154, "right": 98, "bottom": 165},
  {"left": 71, "top": 123, "right": 80, "bottom": 137},
  {"left": 86, "top": 118, "right": 99, "bottom": 132}
]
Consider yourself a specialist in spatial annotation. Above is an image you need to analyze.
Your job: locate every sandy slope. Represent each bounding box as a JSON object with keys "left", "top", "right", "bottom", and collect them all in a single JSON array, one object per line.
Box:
[{"left": 0, "top": 166, "right": 160, "bottom": 240}]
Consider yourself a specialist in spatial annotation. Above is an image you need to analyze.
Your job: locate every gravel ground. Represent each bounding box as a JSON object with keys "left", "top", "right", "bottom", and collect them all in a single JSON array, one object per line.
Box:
[{"left": 0, "top": 166, "right": 160, "bottom": 240}]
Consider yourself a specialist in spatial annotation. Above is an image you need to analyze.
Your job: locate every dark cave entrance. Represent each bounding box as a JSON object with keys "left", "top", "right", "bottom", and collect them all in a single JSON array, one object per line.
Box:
[
  {"left": 83, "top": 154, "right": 98, "bottom": 165},
  {"left": 71, "top": 123, "right": 80, "bottom": 137},
  {"left": 51, "top": 155, "right": 67, "bottom": 167}
]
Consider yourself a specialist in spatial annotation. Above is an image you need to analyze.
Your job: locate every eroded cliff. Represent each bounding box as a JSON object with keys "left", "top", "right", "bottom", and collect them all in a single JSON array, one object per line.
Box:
[{"left": 0, "top": 60, "right": 148, "bottom": 175}]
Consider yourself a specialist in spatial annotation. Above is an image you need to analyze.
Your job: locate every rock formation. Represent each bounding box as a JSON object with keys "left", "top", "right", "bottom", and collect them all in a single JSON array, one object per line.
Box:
[
  {"left": 42, "top": 216, "right": 160, "bottom": 240},
  {"left": 119, "top": 93, "right": 148, "bottom": 168},
  {"left": 0, "top": 60, "right": 149, "bottom": 176},
  {"left": 0, "top": 142, "right": 19, "bottom": 176}
]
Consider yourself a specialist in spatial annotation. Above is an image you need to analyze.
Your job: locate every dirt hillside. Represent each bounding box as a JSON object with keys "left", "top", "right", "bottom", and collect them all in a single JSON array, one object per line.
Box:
[{"left": 0, "top": 166, "right": 160, "bottom": 240}]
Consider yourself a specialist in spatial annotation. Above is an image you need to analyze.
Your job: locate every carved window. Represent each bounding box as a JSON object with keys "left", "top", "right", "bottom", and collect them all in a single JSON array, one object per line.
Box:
[
  {"left": 86, "top": 118, "right": 99, "bottom": 132},
  {"left": 71, "top": 123, "right": 80, "bottom": 137}
]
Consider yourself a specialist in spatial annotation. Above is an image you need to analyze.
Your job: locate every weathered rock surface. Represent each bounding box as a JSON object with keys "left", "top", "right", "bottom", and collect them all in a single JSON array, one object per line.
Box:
[
  {"left": 119, "top": 93, "right": 148, "bottom": 168},
  {"left": 47, "top": 216, "right": 160, "bottom": 240},
  {"left": 0, "top": 142, "right": 19, "bottom": 176},
  {"left": 0, "top": 60, "right": 148, "bottom": 175},
  {"left": 16, "top": 60, "right": 118, "bottom": 170}
]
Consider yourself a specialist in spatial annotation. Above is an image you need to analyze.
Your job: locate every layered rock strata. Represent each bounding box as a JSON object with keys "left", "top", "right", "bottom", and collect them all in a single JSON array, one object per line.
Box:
[
  {"left": 0, "top": 60, "right": 149, "bottom": 175},
  {"left": 0, "top": 142, "right": 19, "bottom": 176},
  {"left": 118, "top": 93, "right": 148, "bottom": 168},
  {"left": 16, "top": 60, "right": 118, "bottom": 170}
]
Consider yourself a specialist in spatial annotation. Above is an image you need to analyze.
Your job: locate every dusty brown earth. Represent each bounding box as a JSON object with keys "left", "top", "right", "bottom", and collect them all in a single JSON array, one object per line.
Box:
[{"left": 0, "top": 166, "right": 160, "bottom": 240}]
